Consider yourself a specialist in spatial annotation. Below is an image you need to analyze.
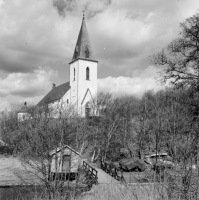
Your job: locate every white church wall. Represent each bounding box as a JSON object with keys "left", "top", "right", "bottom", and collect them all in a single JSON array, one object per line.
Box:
[
  {"left": 69, "top": 59, "right": 97, "bottom": 116},
  {"left": 81, "top": 89, "right": 96, "bottom": 116},
  {"left": 62, "top": 89, "right": 78, "bottom": 116},
  {"left": 62, "top": 89, "right": 71, "bottom": 107},
  {"left": 77, "top": 59, "right": 97, "bottom": 116},
  {"left": 46, "top": 56, "right": 98, "bottom": 118},
  {"left": 48, "top": 101, "right": 60, "bottom": 118},
  {"left": 69, "top": 61, "right": 78, "bottom": 111},
  {"left": 48, "top": 89, "right": 72, "bottom": 118}
]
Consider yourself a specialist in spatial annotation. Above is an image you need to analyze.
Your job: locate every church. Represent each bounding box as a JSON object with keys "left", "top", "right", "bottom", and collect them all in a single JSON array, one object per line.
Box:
[{"left": 37, "top": 14, "right": 98, "bottom": 118}]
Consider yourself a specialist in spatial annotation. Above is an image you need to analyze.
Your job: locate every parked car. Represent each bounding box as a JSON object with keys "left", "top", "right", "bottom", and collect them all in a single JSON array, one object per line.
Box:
[{"left": 144, "top": 153, "right": 174, "bottom": 170}]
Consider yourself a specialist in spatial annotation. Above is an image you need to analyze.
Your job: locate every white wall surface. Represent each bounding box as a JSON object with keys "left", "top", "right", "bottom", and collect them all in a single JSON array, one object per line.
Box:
[
  {"left": 70, "top": 59, "right": 98, "bottom": 116},
  {"left": 47, "top": 58, "right": 98, "bottom": 117}
]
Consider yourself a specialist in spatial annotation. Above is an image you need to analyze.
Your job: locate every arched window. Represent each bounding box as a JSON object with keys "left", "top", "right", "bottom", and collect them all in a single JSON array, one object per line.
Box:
[
  {"left": 85, "top": 102, "right": 91, "bottom": 117},
  {"left": 74, "top": 68, "right": 75, "bottom": 81},
  {"left": 86, "top": 67, "right": 89, "bottom": 80}
]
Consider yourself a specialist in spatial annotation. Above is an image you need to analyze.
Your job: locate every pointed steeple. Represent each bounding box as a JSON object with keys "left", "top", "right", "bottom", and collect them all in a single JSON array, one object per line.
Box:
[{"left": 72, "top": 13, "right": 94, "bottom": 61}]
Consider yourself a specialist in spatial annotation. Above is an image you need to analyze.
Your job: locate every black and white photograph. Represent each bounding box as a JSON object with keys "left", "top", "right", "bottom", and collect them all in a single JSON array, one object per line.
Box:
[{"left": 0, "top": 0, "right": 199, "bottom": 199}]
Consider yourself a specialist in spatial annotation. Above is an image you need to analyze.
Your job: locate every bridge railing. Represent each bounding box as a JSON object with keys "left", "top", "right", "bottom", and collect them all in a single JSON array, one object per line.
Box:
[
  {"left": 82, "top": 161, "right": 98, "bottom": 186},
  {"left": 100, "top": 160, "right": 124, "bottom": 182}
]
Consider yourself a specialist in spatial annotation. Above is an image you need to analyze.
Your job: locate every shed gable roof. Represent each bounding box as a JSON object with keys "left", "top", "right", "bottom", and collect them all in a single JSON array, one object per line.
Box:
[
  {"left": 37, "top": 82, "right": 70, "bottom": 106},
  {"left": 50, "top": 145, "right": 81, "bottom": 156}
]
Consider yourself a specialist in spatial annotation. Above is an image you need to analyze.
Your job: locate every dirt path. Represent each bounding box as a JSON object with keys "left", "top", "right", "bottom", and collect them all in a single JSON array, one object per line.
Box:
[
  {"left": 81, "top": 159, "right": 119, "bottom": 184},
  {"left": 80, "top": 163, "right": 162, "bottom": 200}
]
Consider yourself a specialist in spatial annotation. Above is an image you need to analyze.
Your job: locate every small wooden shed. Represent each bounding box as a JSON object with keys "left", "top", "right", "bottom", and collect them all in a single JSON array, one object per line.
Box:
[{"left": 49, "top": 145, "right": 81, "bottom": 181}]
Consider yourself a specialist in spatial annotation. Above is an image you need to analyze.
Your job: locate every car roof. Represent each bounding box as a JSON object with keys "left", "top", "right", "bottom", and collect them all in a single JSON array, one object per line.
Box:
[{"left": 145, "top": 153, "right": 168, "bottom": 158}]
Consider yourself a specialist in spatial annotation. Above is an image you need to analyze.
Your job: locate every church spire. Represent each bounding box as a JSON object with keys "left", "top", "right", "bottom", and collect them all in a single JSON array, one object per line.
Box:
[{"left": 72, "top": 13, "right": 94, "bottom": 61}]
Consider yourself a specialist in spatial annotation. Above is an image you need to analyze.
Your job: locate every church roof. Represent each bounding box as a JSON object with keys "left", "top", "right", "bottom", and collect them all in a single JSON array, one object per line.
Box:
[
  {"left": 37, "top": 82, "right": 70, "bottom": 106},
  {"left": 72, "top": 15, "right": 94, "bottom": 61}
]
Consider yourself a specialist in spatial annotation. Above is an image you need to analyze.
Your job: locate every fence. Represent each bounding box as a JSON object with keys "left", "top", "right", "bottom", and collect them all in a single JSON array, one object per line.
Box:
[
  {"left": 82, "top": 161, "right": 98, "bottom": 187},
  {"left": 100, "top": 160, "right": 124, "bottom": 182}
]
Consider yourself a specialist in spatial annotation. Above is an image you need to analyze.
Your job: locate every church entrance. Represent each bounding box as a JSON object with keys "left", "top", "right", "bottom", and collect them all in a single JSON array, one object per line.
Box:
[{"left": 85, "top": 102, "right": 91, "bottom": 117}]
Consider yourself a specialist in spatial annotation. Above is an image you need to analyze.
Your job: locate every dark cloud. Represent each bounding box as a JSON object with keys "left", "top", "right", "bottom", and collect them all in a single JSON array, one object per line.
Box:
[
  {"left": 83, "top": 0, "right": 112, "bottom": 19},
  {"left": 84, "top": 10, "right": 101, "bottom": 19},
  {"left": 53, "top": 0, "right": 112, "bottom": 18},
  {"left": 53, "top": 0, "right": 76, "bottom": 17},
  {"left": 0, "top": 54, "right": 36, "bottom": 73}
]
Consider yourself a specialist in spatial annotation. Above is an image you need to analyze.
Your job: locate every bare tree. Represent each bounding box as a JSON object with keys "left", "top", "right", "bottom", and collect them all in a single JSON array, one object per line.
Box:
[
  {"left": 1, "top": 103, "right": 86, "bottom": 198},
  {"left": 152, "top": 11, "right": 199, "bottom": 89}
]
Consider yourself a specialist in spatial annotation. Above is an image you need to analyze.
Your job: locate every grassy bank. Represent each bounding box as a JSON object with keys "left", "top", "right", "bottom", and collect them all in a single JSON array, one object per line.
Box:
[{"left": 12, "top": 183, "right": 167, "bottom": 200}]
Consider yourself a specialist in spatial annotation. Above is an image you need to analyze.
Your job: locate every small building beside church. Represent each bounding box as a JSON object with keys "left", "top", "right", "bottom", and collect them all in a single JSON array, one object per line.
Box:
[
  {"left": 17, "top": 102, "right": 31, "bottom": 122},
  {"left": 37, "top": 14, "right": 98, "bottom": 118}
]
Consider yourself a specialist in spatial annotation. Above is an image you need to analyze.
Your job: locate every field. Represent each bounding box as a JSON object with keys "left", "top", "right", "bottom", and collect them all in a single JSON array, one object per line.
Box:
[{"left": 0, "top": 155, "right": 40, "bottom": 186}]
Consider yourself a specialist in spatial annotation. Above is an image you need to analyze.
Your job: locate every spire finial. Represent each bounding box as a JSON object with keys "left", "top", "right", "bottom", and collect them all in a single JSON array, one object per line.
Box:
[{"left": 82, "top": 10, "right": 85, "bottom": 20}]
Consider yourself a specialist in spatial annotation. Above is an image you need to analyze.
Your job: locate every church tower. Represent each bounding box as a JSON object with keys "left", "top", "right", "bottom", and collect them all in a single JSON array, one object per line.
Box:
[{"left": 69, "top": 14, "right": 98, "bottom": 117}]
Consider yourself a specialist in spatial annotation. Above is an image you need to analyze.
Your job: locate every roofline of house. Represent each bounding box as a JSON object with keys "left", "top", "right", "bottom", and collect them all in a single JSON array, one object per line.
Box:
[
  {"left": 36, "top": 82, "right": 70, "bottom": 107},
  {"left": 69, "top": 57, "right": 98, "bottom": 65},
  {"left": 38, "top": 97, "right": 61, "bottom": 106},
  {"left": 37, "top": 97, "right": 61, "bottom": 107}
]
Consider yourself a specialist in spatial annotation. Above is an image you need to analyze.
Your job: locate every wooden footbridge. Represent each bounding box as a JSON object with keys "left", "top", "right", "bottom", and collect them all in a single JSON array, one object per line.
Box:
[
  {"left": 82, "top": 160, "right": 125, "bottom": 188},
  {"left": 100, "top": 160, "right": 125, "bottom": 182}
]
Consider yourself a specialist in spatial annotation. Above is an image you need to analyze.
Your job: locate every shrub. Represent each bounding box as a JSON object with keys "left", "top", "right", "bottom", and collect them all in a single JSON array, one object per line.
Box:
[{"left": 0, "top": 145, "right": 13, "bottom": 155}]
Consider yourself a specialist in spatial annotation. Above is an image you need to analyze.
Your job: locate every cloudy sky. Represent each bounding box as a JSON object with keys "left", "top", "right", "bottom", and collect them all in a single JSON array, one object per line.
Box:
[{"left": 0, "top": 0, "right": 198, "bottom": 111}]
